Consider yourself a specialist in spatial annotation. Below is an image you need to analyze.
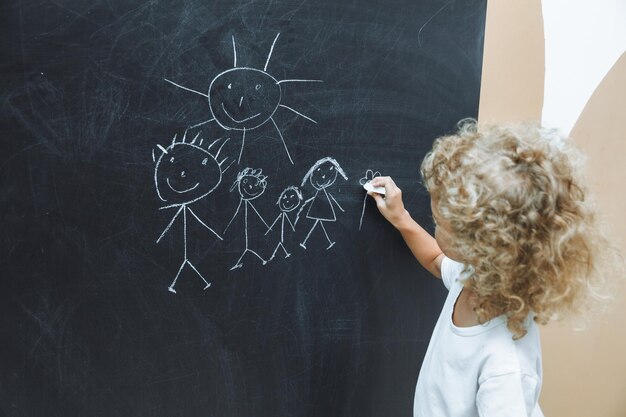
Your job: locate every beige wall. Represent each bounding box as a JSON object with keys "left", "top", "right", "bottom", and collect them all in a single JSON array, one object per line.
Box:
[{"left": 479, "top": 1, "right": 626, "bottom": 416}]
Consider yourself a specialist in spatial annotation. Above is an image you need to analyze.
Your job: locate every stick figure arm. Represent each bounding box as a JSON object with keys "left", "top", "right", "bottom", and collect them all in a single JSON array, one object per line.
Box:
[
  {"left": 223, "top": 200, "right": 242, "bottom": 235},
  {"left": 329, "top": 193, "right": 345, "bottom": 212},
  {"left": 249, "top": 203, "right": 270, "bottom": 229},
  {"left": 266, "top": 214, "right": 282, "bottom": 235},
  {"left": 156, "top": 206, "right": 184, "bottom": 244},
  {"left": 187, "top": 207, "right": 223, "bottom": 240},
  {"left": 295, "top": 197, "right": 315, "bottom": 224}
]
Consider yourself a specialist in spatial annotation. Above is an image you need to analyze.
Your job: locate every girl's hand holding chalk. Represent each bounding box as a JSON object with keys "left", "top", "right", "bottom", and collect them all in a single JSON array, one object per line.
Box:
[{"left": 367, "top": 176, "right": 410, "bottom": 229}]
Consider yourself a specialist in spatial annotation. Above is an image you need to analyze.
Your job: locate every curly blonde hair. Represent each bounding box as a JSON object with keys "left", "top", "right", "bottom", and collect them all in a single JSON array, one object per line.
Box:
[{"left": 421, "top": 119, "right": 618, "bottom": 339}]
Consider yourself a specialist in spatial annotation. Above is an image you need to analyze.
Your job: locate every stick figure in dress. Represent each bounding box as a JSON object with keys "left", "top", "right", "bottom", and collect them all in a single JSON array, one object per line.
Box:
[
  {"left": 265, "top": 186, "right": 303, "bottom": 261},
  {"left": 298, "top": 157, "right": 348, "bottom": 250},
  {"left": 153, "top": 132, "right": 233, "bottom": 293},
  {"left": 224, "top": 168, "right": 270, "bottom": 270}
]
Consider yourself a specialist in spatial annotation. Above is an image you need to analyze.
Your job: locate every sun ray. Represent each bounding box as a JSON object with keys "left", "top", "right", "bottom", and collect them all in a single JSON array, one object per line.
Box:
[
  {"left": 215, "top": 137, "right": 230, "bottom": 159},
  {"left": 264, "top": 32, "right": 280, "bottom": 72},
  {"left": 270, "top": 117, "right": 294, "bottom": 164},
  {"left": 238, "top": 128, "right": 246, "bottom": 163},
  {"left": 232, "top": 35, "right": 237, "bottom": 67},
  {"left": 164, "top": 78, "right": 209, "bottom": 98},
  {"left": 219, "top": 157, "right": 228, "bottom": 166},
  {"left": 171, "top": 134, "right": 177, "bottom": 145},
  {"left": 276, "top": 79, "right": 323, "bottom": 85},
  {"left": 199, "top": 138, "right": 204, "bottom": 146},
  {"left": 157, "top": 144, "right": 168, "bottom": 154},
  {"left": 207, "top": 138, "right": 221, "bottom": 151},
  {"left": 151, "top": 148, "right": 156, "bottom": 162},
  {"left": 221, "top": 160, "right": 235, "bottom": 174},
  {"left": 191, "top": 132, "right": 201, "bottom": 145},
  {"left": 279, "top": 104, "right": 317, "bottom": 124},
  {"left": 190, "top": 118, "right": 215, "bottom": 130}
]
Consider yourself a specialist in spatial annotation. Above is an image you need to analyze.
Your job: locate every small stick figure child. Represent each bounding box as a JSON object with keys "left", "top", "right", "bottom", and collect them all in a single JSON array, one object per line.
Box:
[
  {"left": 298, "top": 157, "right": 348, "bottom": 250},
  {"left": 154, "top": 133, "right": 232, "bottom": 293},
  {"left": 224, "top": 168, "right": 270, "bottom": 270},
  {"left": 265, "top": 186, "right": 303, "bottom": 261}
]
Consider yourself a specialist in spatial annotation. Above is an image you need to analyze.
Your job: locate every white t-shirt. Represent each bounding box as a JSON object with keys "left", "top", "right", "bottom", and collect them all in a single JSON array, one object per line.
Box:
[{"left": 414, "top": 257, "right": 544, "bottom": 417}]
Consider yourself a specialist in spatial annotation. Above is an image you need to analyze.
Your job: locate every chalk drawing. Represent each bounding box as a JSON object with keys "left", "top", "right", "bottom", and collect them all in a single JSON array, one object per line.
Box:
[
  {"left": 265, "top": 186, "right": 303, "bottom": 261},
  {"left": 418, "top": 2, "right": 452, "bottom": 47},
  {"left": 224, "top": 168, "right": 270, "bottom": 270},
  {"left": 164, "top": 33, "right": 322, "bottom": 164},
  {"left": 154, "top": 132, "right": 233, "bottom": 293},
  {"left": 358, "top": 169, "right": 381, "bottom": 230},
  {"left": 298, "top": 157, "right": 348, "bottom": 250}
]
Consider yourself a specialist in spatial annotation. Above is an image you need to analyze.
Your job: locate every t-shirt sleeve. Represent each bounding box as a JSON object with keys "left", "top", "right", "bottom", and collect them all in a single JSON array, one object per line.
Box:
[
  {"left": 476, "top": 372, "right": 541, "bottom": 417},
  {"left": 440, "top": 256, "right": 466, "bottom": 290}
]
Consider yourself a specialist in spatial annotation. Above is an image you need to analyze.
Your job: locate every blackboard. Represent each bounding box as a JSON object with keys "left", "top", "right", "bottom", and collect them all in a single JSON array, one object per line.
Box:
[{"left": 1, "top": 1, "right": 486, "bottom": 416}]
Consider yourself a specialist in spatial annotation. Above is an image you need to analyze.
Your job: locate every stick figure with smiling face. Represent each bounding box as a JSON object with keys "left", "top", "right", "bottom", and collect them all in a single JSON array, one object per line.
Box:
[
  {"left": 164, "top": 33, "right": 322, "bottom": 165},
  {"left": 265, "top": 186, "right": 303, "bottom": 261},
  {"left": 153, "top": 132, "right": 233, "bottom": 293},
  {"left": 298, "top": 157, "right": 348, "bottom": 250},
  {"left": 223, "top": 168, "right": 270, "bottom": 270}
]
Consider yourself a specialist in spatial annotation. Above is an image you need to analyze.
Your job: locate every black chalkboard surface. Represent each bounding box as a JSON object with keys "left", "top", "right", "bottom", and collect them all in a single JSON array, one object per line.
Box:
[{"left": 1, "top": 1, "right": 486, "bottom": 416}]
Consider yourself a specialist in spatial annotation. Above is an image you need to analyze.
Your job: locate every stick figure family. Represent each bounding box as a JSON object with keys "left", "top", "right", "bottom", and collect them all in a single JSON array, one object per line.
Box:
[
  {"left": 154, "top": 134, "right": 348, "bottom": 293},
  {"left": 154, "top": 32, "right": 378, "bottom": 293}
]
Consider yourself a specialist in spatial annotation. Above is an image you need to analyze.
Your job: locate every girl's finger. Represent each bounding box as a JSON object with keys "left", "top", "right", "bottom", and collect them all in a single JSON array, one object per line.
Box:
[
  {"left": 371, "top": 176, "right": 392, "bottom": 187},
  {"left": 369, "top": 191, "right": 385, "bottom": 207}
]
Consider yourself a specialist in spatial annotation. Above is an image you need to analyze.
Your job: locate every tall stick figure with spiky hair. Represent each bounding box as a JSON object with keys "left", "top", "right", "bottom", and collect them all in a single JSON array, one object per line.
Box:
[
  {"left": 298, "top": 157, "right": 348, "bottom": 250},
  {"left": 224, "top": 168, "right": 270, "bottom": 270},
  {"left": 153, "top": 132, "right": 234, "bottom": 293},
  {"left": 164, "top": 32, "right": 322, "bottom": 165}
]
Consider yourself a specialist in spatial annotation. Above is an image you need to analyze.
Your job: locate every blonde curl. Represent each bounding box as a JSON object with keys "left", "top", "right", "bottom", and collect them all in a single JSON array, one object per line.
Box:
[{"left": 421, "top": 119, "right": 622, "bottom": 339}]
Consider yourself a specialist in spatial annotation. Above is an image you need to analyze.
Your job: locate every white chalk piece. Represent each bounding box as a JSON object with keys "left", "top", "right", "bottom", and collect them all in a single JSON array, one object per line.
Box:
[{"left": 363, "top": 182, "right": 386, "bottom": 195}]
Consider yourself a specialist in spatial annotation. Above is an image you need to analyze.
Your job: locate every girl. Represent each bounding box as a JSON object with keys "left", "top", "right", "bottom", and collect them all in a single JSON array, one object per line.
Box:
[{"left": 368, "top": 120, "right": 618, "bottom": 417}]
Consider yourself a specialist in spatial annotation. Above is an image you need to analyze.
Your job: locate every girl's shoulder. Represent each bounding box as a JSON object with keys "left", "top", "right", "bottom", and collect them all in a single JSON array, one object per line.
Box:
[
  {"left": 440, "top": 256, "right": 469, "bottom": 290},
  {"left": 479, "top": 317, "right": 542, "bottom": 381}
]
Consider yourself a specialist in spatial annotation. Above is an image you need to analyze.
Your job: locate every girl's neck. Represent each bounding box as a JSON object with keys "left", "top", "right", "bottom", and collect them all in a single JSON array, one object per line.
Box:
[{"left": 452, "top": 287, "right": 482, "bottom": 327}]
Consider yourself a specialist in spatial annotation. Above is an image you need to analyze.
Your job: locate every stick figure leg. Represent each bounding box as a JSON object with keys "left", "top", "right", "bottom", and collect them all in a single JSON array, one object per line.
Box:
[
  {"left": 187, "top": 260, "right": 211, "bottom": 290},
  {"left": 168, "top": 259, "right": 188, "bottom": 293},
  {"left": 230, "top": 250, "right": 248, "bottom": 270},
  {"left": 300, "top": 220, "right": 320, "bottom": 249},
  {"left": 319, "top": 221, "right": 335, "bottom": 250},
  {"left": 279, "top": 242, "right": 291, "bottom": 258},
  {"left": 248, "top": 249, "right": 268, "bottom": 265},
  {"left": 269, "top": 242, "right": 290, "bottom": 261}
]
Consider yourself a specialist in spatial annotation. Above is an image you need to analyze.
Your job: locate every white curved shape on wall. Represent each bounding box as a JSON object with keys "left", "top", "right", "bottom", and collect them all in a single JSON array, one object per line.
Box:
[{"left": 541, "top": 0, "right": 626, "bottom": 135}]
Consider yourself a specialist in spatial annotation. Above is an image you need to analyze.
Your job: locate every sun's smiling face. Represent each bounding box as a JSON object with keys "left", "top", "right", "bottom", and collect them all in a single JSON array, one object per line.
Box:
[
  {"left": 209, "top": 68, "right": 281, "bottom": 131},
  {"left": 155, "top": 143, "right": 222, "bottom": 205},
  {"left": 310, "top": 161, "right": 338, "bottom": 190}
]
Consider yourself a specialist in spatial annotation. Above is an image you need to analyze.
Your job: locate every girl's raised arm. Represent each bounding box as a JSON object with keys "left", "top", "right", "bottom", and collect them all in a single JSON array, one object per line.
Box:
[{"left": 368, "top": 176, "right": 444, "bottom": 279}]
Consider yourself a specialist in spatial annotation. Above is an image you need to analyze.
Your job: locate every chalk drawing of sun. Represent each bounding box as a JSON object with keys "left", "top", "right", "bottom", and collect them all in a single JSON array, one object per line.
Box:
[{"left": 165, "top": 33, "right": 322, "bottom": 165}]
